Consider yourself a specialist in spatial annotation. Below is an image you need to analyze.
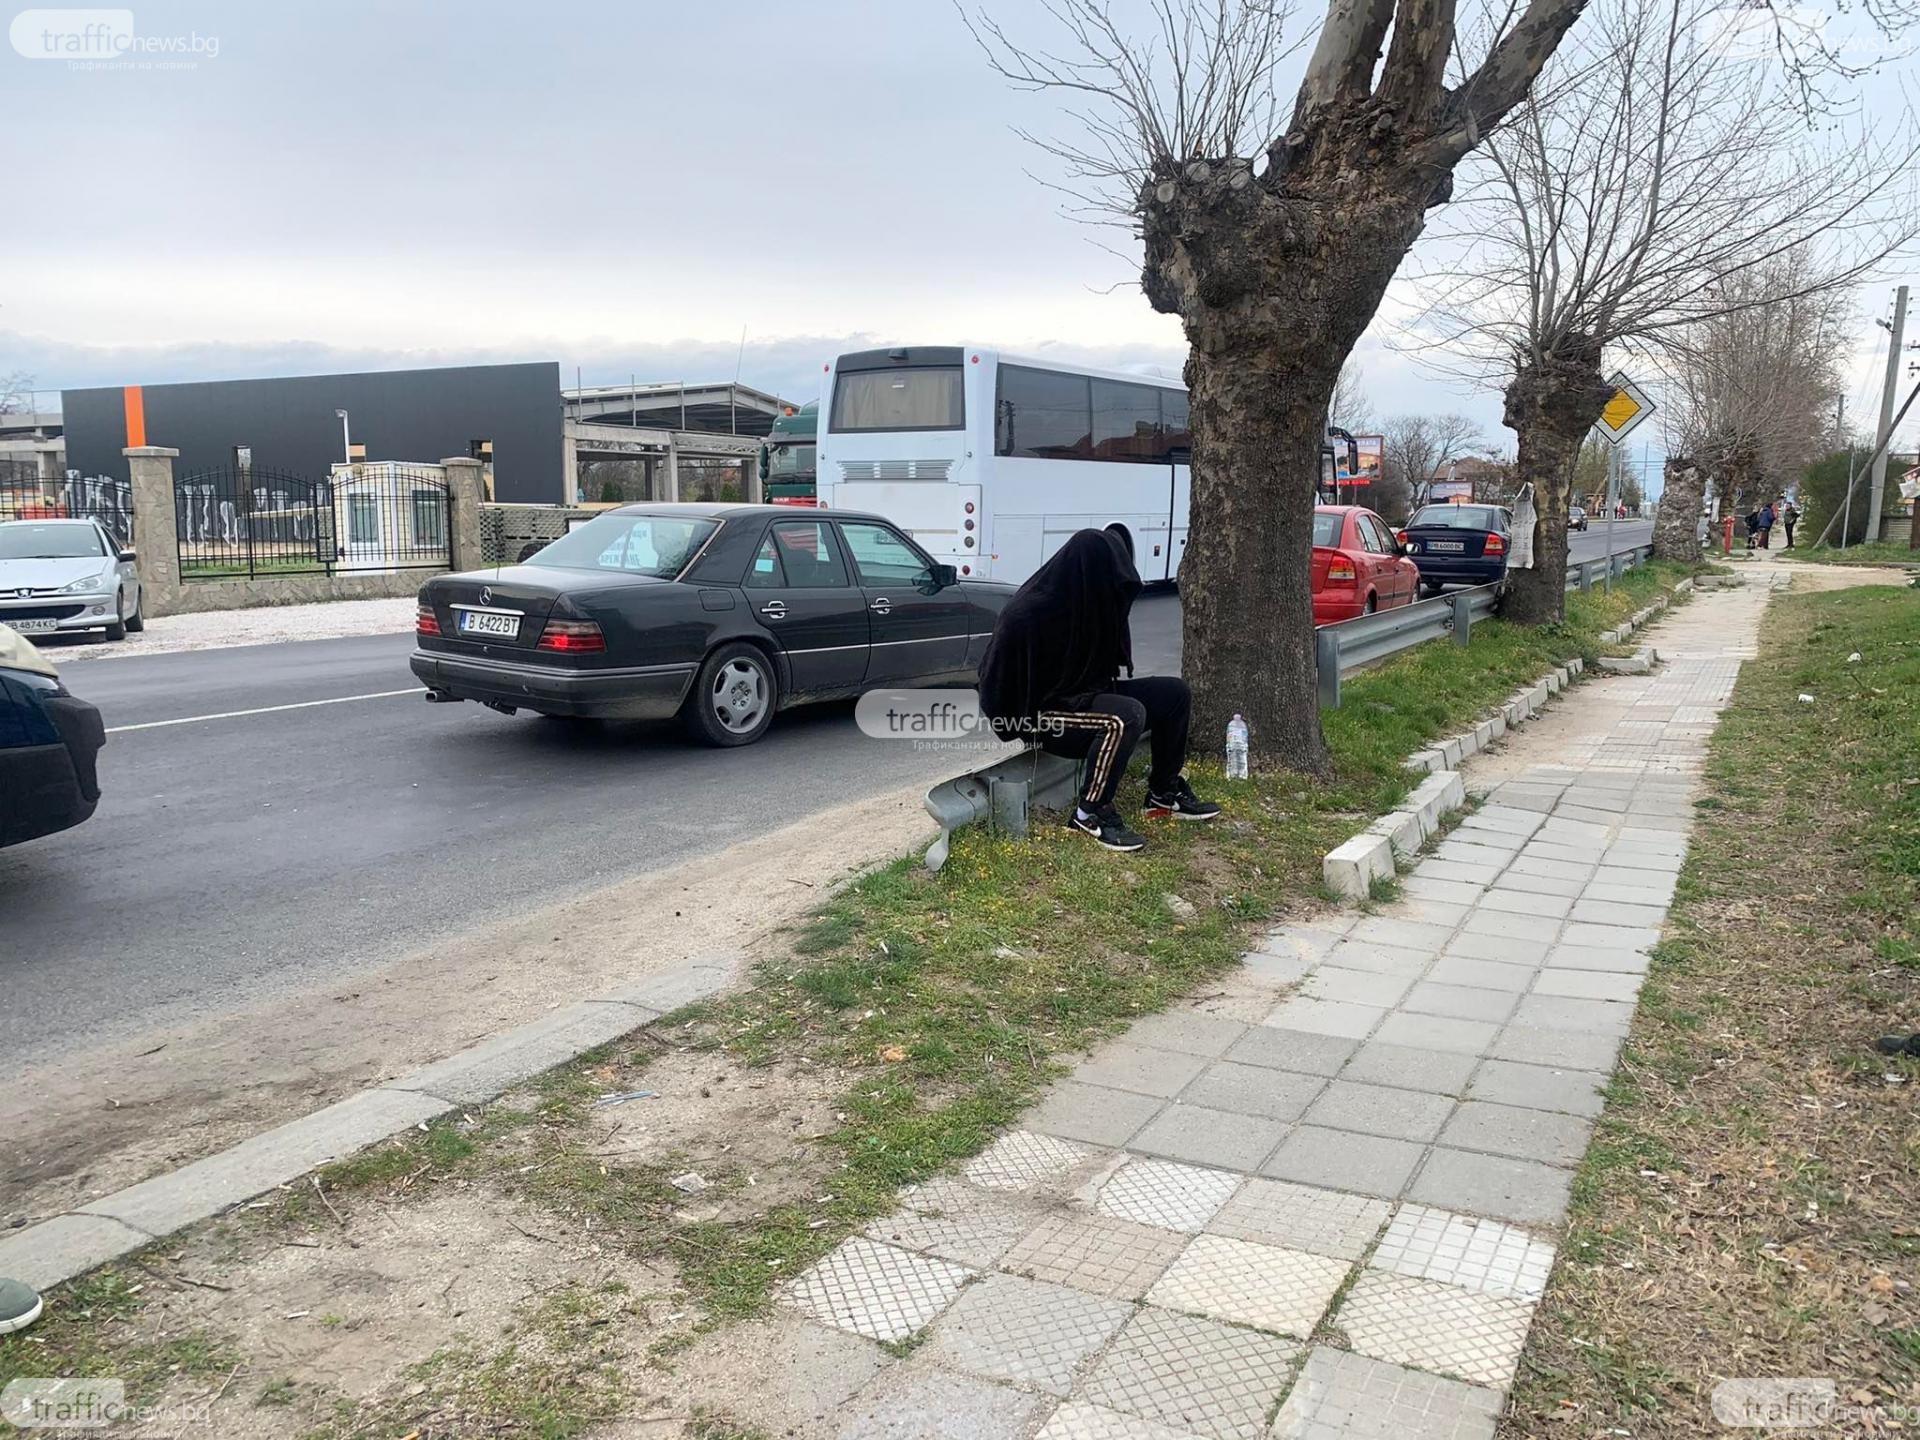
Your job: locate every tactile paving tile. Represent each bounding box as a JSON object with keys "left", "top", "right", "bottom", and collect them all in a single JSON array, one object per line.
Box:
[
  {"left": 782, "top": 1235, "right": 971, "bottom": 1343},
  {"left": 1094, "top": 1157, "right": 1241, "bottom": 1233},
  {"left": 1145, "top": 1233, "right": 1349, "bottom": 1338},
  {"left": 923, "top": 1272, "right": 1132, "bottom": 1394},
  {"left": 861, "top": 1176, "right": 1040, "bottom": 1268},
  {"left": 1000, "top": 1211, "right": 1186, "bottom": 1301},
  {"left": 964, "top": 1129, "right": 1103, "bottom": 1192},
  {"left": 1370, "top": 1204, "right": 1557, "bottom": 1301},
  {"left": 1206, "top": 1177, "right": 1391, "bottom": 1261},
  {"left": 1036, "top": 1400, "right": 1202, "bottom": 1440},
  {"left": 1334, "top": 1270, "right": 1535, "bottom": 1390},
  {"left": 1270, "top": 1345, "right": 1501, "bottom": 1440},
  {"left": 1080, "top": 1307, "right": 1301, "bottom": 1439}
]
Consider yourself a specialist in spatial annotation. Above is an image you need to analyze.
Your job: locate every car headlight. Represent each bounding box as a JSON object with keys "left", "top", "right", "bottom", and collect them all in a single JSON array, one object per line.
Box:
[{"left": 57, "top": 572, "right": 112, "bottom": 594}]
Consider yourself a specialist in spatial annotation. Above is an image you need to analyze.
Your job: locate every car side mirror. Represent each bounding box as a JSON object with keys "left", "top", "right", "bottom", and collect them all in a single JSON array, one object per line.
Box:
[
  {"left": 118, "top": 548, "right": 137, "bottom": 562},
  {"left": 929, "top": 563, "right": 958, "bottom": 589}
]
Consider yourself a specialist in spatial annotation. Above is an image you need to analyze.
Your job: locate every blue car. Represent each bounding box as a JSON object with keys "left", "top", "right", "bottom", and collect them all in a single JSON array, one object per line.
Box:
[{"left": 1399, "top": 503, "right": 1511, "bottom": 595}]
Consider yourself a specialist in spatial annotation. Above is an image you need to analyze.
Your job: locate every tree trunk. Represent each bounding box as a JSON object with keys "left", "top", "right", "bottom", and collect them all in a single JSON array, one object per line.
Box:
[
  {"left": 1143, "top": 149, "right": 1429, "bottom": 777},
  {"left": 1181, "top": 335, "right": 1340, "bottom": 777},
  {"left": 1651, "top": 457, "right": 1705, "bottom": 563},
  {"left": 1500, "top": 343, "right": 1614, "bottom": 625}
]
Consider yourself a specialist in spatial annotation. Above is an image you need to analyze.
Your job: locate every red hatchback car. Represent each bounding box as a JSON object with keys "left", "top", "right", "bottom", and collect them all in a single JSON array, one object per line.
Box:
[{"left": 1311, "top": 505, "right": 1420, "bottom": 625}]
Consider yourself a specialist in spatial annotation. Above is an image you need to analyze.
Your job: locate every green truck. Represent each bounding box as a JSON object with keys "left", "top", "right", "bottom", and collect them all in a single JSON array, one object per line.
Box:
[{"left": 759, "top": 401, "right": 817, "bottom": 505}]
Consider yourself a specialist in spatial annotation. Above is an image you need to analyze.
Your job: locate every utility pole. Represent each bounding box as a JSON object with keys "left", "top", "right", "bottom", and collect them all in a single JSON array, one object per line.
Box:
[{"left": 1866, "top": 285, "right": 1908, "bottom": 545}]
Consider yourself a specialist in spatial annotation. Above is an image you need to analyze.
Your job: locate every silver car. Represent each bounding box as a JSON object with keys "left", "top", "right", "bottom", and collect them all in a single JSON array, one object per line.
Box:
[{"left": 0, "top": 518, "right": 145, "bottom": 642}]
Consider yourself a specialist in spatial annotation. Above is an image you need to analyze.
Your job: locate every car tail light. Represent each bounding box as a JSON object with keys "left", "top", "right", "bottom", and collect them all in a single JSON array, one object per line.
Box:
[
  {"left": 1327, "top": 556, "right": 1357, "bottom": 583},
  {"left": 415, "top": 604, "right": 441, "bottom": 637},
  {"left": 536, "top": 619, "right": 605, "bottom": 653},
  {"left": 1395, "top": 530, "right": 1409, "bottom": 547},
  {"left": 1484, "top": 533, "right": 1506, "bottom": 555}
]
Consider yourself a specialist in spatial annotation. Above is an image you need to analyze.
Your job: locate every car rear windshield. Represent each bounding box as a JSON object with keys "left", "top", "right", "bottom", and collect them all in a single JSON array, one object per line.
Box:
[
  {"left": 529, "top": 514, "right": 718, "bottom": 577},
  {"left": 1411, "top": 505, "right": 1501, "bottom": 530},
  {"left": 1312, "top": 513, "right": 1343, "bottom": 546},
  {"left": 0, "top": 523, "right": 105, "bottom": 559},
  {"left": 829, "top": 367, "right": 965, "bottom": 433}
]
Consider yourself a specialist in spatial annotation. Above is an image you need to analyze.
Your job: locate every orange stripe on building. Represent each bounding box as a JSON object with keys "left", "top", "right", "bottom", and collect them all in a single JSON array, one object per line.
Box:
[{"left": 123, "top": 386, "right": 146, "bottom": 448}]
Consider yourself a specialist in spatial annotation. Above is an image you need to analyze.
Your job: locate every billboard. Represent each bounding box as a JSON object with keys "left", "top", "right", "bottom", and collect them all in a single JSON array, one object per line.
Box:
[
  {"left": 1336, "top": 434, "right": 1383, "bottom": 486},
  {"left": 62, "top": 362, "right": 564, "bottom": 503}
]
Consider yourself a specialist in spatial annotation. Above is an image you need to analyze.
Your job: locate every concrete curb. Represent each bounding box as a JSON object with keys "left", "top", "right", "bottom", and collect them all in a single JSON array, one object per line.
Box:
[
  {"left": 1327, "top": 657, "right": 1583, "bottom": 901},
  {"left": 0, "top": 958, "right": 736, "bottom": 1292}
]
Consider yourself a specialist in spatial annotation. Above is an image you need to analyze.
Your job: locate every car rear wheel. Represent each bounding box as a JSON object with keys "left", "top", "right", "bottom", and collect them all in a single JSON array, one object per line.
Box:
[
  {"left": 103, "top": 591, "right": 128, "bottom": 642},
  {"left": 682, "top": 642, "right": 778, "bottom": 747},
  {"left": 1364, "top": 592, "right": 1378, "bottom": 614}
]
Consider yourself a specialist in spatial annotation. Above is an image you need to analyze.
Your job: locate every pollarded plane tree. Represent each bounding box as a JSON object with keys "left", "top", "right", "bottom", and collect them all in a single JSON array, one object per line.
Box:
[{"left": 1398, "top": 0, "right": 1916, "bottom": 620}]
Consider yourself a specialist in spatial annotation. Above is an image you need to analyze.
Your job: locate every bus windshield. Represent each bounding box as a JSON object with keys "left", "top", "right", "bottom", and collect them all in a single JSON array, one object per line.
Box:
[{"left": 828, "top": 367, "right": 964, "bottom": 433}]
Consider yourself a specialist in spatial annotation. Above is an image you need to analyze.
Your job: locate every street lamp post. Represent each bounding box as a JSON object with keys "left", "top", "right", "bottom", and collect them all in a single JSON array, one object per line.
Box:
[{"left": 334, "top": 408, "right": 351, "bottom": 466}]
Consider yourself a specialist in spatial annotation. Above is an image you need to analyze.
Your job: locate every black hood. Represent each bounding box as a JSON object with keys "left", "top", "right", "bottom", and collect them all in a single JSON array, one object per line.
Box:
[{"left": 976, "top": 528, "right": 1141, "bottom": 732}]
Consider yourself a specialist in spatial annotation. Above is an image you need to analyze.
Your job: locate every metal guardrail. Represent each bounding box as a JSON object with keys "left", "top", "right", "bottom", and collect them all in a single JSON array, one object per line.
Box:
[
  {"left": 923, "top": 746, "right": 1082, "bottom": 872},
  {"left": 1313, "top": 544, "right": 1653, "bottom": 709},
  {"left": 924, "top": 544, "right": 1656, "bottom": 863}
]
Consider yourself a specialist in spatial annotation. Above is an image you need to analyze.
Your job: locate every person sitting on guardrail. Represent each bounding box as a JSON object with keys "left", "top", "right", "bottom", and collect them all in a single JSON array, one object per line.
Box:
[{"left": 977, "top": 528, "right": 1220, "bottom": 853}]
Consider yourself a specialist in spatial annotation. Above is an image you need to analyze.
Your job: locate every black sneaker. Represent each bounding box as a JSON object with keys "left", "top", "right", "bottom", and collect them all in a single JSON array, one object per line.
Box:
[
  {"left": 1070, "top": 804, "right": 1147, "bottom": 851},
  {"left": 1144, "top": 776, "right": 1223, "bottom": 822},
  {"left": 1874, "top": 1034, "right": 1920, "bottom": 1057}
]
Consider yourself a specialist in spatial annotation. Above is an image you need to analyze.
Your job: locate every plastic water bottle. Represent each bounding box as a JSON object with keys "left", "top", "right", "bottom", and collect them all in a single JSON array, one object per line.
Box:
[{"left": 1226, "top": 714, "right": 1250, "bottom": 780}]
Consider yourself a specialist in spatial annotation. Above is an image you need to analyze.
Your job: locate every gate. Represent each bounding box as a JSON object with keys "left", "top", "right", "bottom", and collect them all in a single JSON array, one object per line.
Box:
[
  {"left": 174, "top": 463, "right": 452, "bottom": 581},
  {"left": 0, "top": 458, "right": 134, "bottom": 544}
]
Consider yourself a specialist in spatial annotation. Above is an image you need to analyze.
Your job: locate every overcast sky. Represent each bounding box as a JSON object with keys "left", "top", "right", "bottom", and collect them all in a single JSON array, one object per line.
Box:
[{"left": 6, "top": 0, "right": 1914, "bottom": 492}]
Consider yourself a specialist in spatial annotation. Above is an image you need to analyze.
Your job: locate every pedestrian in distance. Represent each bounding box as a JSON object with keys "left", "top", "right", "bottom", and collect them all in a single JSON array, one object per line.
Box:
[
  {"left": 1744, "top": 509, "right": 1762, "bottom": 550},
  {"left": 1782, "top": 499, "right": 1799, "bottom": 548},
  {"left": 977, "top": 528, "right": 1221, "bottom": 852},
  {"left": 1760, "top": 501, "right": 1776, "bottom": 549}
]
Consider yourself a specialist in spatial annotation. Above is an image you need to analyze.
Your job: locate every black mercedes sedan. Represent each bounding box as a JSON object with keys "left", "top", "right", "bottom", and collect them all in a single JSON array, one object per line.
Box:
[{"left": 410, "top": 504, "right": 1014, "bottom": 745}]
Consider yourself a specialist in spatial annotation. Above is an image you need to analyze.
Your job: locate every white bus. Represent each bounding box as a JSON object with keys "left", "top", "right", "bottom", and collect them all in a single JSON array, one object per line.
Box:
[{"left": 816, "top": 346, "right": 1193, "bottom": 586}]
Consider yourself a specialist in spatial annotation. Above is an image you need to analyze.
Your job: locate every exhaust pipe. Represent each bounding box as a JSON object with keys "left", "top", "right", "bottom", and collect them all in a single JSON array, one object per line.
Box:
[
  {"left": 423, "top": 689, "right": 461, "bottom": 704},
  {"left": 483, "top": 699, "right": 519, "bottom": 716}
]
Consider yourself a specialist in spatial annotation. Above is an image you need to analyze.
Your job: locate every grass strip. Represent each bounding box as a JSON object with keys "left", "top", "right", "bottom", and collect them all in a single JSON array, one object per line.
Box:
[{"left": 1505, "top": 581, "right": 1920, "bottom": 1437}]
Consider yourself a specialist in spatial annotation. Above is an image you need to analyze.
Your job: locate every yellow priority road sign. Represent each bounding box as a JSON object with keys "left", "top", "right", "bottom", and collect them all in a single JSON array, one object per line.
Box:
[{"left": 1596, "top": 373, "right": 1655, "bottom": 445}]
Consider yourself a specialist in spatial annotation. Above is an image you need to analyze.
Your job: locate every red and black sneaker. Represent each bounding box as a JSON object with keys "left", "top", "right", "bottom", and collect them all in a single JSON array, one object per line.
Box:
[{"left": 1144, "top": 776, "right": 1223, "bottom": 821}]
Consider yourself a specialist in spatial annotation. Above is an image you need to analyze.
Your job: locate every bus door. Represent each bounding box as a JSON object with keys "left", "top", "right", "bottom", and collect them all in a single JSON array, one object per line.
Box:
[{"left": 1164, "top": 447, "right": 1191, "bottom": 582}]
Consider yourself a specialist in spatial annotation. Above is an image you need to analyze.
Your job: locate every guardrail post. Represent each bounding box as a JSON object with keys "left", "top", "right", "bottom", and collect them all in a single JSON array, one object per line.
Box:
[
  {"left": 1451, "top": 590, "right": 1472, "bottom": 646},
  {"left": 1579, "top": 560, "right": 1593, "bottom": 591},
  {"left": 1315, "top": 628, "right": 1342, "bottom": 710}
]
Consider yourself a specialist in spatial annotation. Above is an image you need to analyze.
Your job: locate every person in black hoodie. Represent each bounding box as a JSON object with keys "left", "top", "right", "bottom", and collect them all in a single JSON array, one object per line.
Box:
[{"left": 977, "top": 528, "right": 1221, "bottom": 851}]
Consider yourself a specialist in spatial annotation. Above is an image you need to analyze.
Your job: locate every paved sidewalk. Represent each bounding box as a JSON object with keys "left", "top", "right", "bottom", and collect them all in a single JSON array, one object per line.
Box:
[{"left": 756, "top": 581, "right": 1771, "bottom": 1440}]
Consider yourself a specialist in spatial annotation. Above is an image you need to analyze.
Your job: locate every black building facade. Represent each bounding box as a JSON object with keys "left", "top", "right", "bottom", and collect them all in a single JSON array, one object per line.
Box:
[{"left": 62, "top": 362, "right": 563, "bottom": 503}]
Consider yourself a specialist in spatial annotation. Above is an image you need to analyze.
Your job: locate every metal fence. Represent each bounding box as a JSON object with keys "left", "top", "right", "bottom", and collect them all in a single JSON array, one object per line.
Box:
[
  {"left": 175, "top": 464, "right": 451, "bottom": 581},
  {"left": 1312, "top": 545, "right": 1653, "bottom": 708},
  {"left": 0, "top": 459, "right": 135, "bottom": 544}
]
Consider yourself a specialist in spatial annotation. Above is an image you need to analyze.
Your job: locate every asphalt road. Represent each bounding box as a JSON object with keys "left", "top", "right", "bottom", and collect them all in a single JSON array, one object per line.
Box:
[
  {"left": 0, "top": 599, "right": 1183, "bottom": 1075},
  {"left": 1, "top": 525, "right": 1646, "bottom": 1075}
]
